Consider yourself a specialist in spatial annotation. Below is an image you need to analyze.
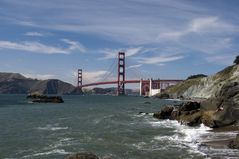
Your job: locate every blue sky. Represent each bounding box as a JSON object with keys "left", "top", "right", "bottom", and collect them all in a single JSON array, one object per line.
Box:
[{"left": 0, "top": 0, "right": 238, "bottom": 87}]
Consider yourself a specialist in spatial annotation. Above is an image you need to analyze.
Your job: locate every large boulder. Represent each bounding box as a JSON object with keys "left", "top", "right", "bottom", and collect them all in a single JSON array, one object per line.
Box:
[
  {"left": 153, "top": 102, "right": 203, "bottom": 127},
  {"left": 153, "top": 105, "right": 174, "bottom": 119},
  {"left": 197, "top": 82, "right": 239, "bottom": 128},
  {"left": 179, "top": 111, "right": 202, "bottom": 126},
  {"left": 200, "top": 82, "right": 239, "bottom": 128},
  {"left": 170, "top": 108, "right": 181, "bottom": 120},
  {"left": 155, "top": 93, "right": 170, "bottom": 99},
  {"left": 65, "top": 153, "right": 99, "bottom": 159},
  {"left": 179, "top": 101, "right": 200, "bottom": 111}
]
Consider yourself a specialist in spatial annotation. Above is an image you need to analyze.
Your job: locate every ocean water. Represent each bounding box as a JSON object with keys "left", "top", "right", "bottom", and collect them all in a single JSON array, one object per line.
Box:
[{"left": 0, "top": 95, "right": 239, "bottom": 159}]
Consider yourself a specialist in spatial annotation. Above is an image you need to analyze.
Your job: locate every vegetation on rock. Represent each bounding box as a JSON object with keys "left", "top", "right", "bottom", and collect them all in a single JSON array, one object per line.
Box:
[
  {"left": 233, "top": 55, "right": 239, "bottom": 65},
  {"left": 165, "top": 78, "right": 201, "bottom": 97},
  {"left": 186, "top": 74, "right": 207, "bottom": 80}
]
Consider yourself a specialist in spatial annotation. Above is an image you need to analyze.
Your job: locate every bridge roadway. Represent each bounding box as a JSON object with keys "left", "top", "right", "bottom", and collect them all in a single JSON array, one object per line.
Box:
[{"left": 79, "top": 79, "right": 183, "bottom": 88}]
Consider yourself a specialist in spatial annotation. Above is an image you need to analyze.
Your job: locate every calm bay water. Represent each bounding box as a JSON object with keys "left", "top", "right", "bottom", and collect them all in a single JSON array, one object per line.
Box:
[{"left": 0, "top": 95, "right": 238, "bottom": 159}]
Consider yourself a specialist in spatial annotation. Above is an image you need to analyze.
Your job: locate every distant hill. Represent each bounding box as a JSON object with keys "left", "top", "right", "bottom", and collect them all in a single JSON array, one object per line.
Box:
[{"left": 0, "top": 72, "right": 80, "bottom": 94}]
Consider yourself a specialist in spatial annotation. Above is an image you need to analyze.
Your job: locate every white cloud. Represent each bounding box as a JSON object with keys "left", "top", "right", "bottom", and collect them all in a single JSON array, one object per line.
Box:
[
  {"left": 189, "top": 17, "right": 235, "bottom": 33},
  {"left": 0, "top": 39, "right": 86, "bottom": 54},
  {"left": 73, "top": 70, "right": 111, "bottom": 84},
  {"left": 98, "top": 49, "right": 118, "bottom": 60},
  {"left": 158, "top": 31, "right": 185, "bottom": 40},
  {"left": 126, "top": 64, "right": 142, "bottom": 70},
  {"left": 157, "top": 16, "right": 237, "bottom": 41},
  {"left": 99, "top": 47, "right": 142, "bottom": 60},
  {"left": 25, "top": 32, "right": 44, "bottom": 37},
  {"left": 61, "top": 38, "right": 86, "bottom": 53},
  {"left": 137, "top": 55, "right": 184, "bottom": 64},
  {"left": 0, "top": 40, "right": 68, "bottom": 54},
  {"left": 23, "top": 73, "right": 56, "bottom": 80},
  {"left": 1, "top": 1, "right": 239, "bottom": 69},
  {"left": 126, "top": 47, "right": 143, "bottom": 57}
]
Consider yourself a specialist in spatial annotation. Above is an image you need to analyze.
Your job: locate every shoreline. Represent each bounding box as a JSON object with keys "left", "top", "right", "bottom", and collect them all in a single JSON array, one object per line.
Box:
[{"left": 153, "top": 98, "right": 239, "bottom": 156}]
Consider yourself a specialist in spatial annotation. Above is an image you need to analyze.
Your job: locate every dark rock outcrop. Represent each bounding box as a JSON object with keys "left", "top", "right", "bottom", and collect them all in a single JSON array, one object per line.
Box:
[
  {"left": 200, "top": 81, "right": 239, "bottom": 128},
  {"left": 179, "top": 101, "right": 200, "bottom": 111},
  {"left": 65, "top": 153, "right": 99, "bottom": 159},
  {"left": 228, "top": 134, "right": 239, "bottom": 149},
  {"left": 153, "top": 105, "right": 174, "bottom": 119},
  {"left": 153, "top": 102, "right": 203, "bottom": 127},
  {"left": 27, "top": 94, "right": 64, "bottom": 103},
  {"left": 156, "top": 75, "right": 239, "bottom": 128}
]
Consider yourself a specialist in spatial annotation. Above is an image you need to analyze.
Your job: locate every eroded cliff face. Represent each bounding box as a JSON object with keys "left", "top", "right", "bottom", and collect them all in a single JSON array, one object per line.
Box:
[
  {"left": 163, "top": 64, "right": 239, "bottom": 126},
  {"left": 166, "top": 65, "right": 239, "bottom": 99}
]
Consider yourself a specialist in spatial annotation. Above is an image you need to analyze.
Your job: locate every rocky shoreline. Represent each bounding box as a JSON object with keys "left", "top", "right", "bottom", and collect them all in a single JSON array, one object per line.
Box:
[
  {"left": 153, "top": 99, "right": 239, "bottom": 151},
  {"left": 153, "top": 61, "right": 239, "bottom": 152}
]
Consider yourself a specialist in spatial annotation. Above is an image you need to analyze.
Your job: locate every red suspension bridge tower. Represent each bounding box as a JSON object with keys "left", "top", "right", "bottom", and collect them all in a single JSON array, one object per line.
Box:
[
  {"left": 117, "top": 52, "right": 125, "bottom": 95},
  {"left": 77, "top": 69, "right": 82, "bottom": 88}
]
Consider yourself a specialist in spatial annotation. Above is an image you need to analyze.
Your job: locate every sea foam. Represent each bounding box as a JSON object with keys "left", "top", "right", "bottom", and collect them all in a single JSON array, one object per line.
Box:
[{"left": 36, "top": 124, "right": 68, "bottom": 131}]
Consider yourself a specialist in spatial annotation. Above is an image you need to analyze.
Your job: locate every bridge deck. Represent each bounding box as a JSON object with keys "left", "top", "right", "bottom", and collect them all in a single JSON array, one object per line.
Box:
[{"left": 80, "top": 79, "right": 183, "bottom": 88}]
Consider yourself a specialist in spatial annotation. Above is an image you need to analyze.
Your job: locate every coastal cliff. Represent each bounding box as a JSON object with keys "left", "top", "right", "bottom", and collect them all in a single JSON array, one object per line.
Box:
[
  {"left": 161, "top": 63, "right": 239, "bottom": 128},
  {"left": 0, "top": 72, "right": 79, "bottom": 94},
  {"left": 154, "top": 59, "right": 239, "bottom": 150},
  {"left": 165, "top": 64, "right": 239, "bottom": 99}
]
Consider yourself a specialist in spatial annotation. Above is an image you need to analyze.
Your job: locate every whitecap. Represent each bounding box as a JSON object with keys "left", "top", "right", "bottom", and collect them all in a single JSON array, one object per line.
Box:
[
  {"left": 131, "top": 142, "right": 148, "bottom": 149},
  {"left": 36, "top": 124, "right": 68, "bottom": 131},
  {"left": 22, "top": 149, "right": 70, "bottom": 158},
  {"left": 154, "top": 135, "right": 179, "bottom": 142},
  {"left": 175, "top": 124, "right": 212, "bottom": 143},
  {"left": 148, "top": 119, "right": 180, "bottom": 128},
  {"left": 49, "top": 138, "right": 74, "bottom": 149},
  {"left": 152, "top": 122, "right": 211, "bottom": 156},
  {"left": 32, "top": 149, "right": 69, "bottom": 156}
]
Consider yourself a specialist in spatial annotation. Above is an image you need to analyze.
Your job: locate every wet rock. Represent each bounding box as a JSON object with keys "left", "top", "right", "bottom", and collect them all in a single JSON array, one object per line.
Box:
[
  {"left": 65, "top": 152, "right": 99, "bottom": 159},
  {"left": 170, "top": 108, "right": 181, "bottom": 120},
  {"left": 179, "top": 101, "right": 200, "bottom": 111},
  {"left": 179, "top": 111, "right": 201, "bottom": 126},
  {"left": 153, "top": 101, "right": 203, "bottom": 127},
  {"left": 200, "top": 98, "right": 218, "bottom": 111},
  {"left": 153, "top": 105, "right": 174, "bottom": 119},
  {"left": 155, "top": 93, "right": 170, "bottom": 99},
  {"left": 200, "top": 81, "right": 239, "bottom": 128},
  {"left": 27, "top": 94, "right": 64, "bottom": 103},
  {"left": 201, "top": 111, "right": 216, "bottom": 128},
  {"left": 228, "top": 134, "right": 239, "bottom": 149}
]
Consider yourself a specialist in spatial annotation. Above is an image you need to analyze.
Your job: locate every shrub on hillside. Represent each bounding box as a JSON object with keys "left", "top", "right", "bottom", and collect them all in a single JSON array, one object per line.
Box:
[
  {"left": 187, "top": 74, "right": 207, "bottom": 80},
  {"left": 233, "top": 55, "right": 239, "bottom": 65}
]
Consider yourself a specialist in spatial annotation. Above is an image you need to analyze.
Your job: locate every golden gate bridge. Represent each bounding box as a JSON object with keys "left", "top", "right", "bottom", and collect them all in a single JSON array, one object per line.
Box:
[{"left": 77, "top": 52, "right": 183, "bottom": 96}]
